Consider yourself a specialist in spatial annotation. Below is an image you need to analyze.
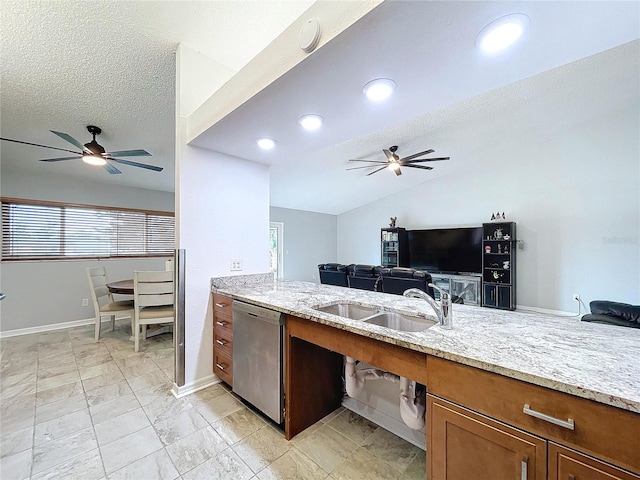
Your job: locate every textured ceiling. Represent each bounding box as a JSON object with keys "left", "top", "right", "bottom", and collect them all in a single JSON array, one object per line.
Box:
[
  {"left": 0, "top": 0, "right": 313, "bottom": 192},
  {"left": 1, "top": 1, "right": 639, "bottom": 215}
]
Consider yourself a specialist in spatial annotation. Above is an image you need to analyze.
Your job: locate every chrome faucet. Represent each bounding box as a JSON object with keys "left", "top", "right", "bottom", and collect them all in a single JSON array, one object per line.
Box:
[{"left": 403, "top": 284, "right": 452, "bottom": 329}]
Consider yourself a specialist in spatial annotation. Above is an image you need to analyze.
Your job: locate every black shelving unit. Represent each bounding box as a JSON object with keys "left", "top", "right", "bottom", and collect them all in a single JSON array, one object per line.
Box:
[
  {"left": 482, "top": 222, "right": 516, "bottom": 310},
  {"left": 381, "top": 227, "right": 408, "bottom": 267}
]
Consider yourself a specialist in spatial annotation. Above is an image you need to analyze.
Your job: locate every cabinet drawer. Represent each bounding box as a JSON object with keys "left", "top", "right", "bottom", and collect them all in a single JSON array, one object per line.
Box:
[
  {"left": 214, "top": 311, "right": 233, "bottom": 336},
  {"left": 549, "top": 443, "right": 640, "bottom": 480},
  {"left": 427, "top": 355, "right": 640, "bottom": 474},
  {"left": 214, "top": 349, "right": 233, "bottom": 386},
  {"left": 213, "top": 294, "right": 233, "bottom": 317},
  {"left": 213, "top": 329, "right": 233, "bottom": 357}
]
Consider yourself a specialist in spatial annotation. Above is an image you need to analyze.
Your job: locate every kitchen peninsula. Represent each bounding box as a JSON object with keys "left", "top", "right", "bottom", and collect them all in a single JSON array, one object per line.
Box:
[{"left": 211, "top": 275, "right": 640, "bottom": 479}]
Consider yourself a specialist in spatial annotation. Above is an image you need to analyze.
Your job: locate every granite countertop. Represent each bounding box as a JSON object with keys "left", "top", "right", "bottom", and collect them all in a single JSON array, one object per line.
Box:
[{"left": 211, "top": 275, "right": 640, "bottom": 413}]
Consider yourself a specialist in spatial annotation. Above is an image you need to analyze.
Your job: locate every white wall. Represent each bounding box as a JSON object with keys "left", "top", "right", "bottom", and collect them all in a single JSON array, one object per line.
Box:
[
  {"left": 338, "top": 103, "right": 640, "bottom": 313},
  {"left": 177, "top": 45, "right": 270, "bottom": 389},
  {"left": 0, "top": 170, "right": 174, "bottom": 331},
  {"left": 270, "top": 206, "right": 337, "bottom": 282}
]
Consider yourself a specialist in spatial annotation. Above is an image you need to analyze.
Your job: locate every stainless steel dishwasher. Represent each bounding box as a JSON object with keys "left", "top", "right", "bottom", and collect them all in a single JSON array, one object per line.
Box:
[{"left": 232, "top": 301, "right": 285, "bottom": 423}]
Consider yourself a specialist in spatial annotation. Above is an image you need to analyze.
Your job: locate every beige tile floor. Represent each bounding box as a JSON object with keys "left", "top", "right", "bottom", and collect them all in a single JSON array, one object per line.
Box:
[{"left": 1, "top": 319, "right": 425, "bottom": 479}]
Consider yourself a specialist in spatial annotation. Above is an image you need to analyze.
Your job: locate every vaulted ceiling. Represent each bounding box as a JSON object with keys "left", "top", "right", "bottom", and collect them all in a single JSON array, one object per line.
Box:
[{"left": 2, "top": 1, "right": 639, "bottom": 215}]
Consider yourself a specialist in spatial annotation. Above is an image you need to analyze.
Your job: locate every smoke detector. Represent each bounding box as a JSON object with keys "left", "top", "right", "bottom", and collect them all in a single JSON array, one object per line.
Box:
[{"left": 299, "top": 18, "right": 321, "bottom": 53}]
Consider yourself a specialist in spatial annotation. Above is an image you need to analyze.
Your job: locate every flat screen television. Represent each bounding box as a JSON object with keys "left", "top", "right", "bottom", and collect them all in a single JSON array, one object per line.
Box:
[{"left": 407, "top": 227, "right": 483, "bottom": 275}]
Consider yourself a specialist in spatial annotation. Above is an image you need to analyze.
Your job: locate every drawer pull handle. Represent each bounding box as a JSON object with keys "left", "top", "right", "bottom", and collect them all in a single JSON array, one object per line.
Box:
[
  {"left": 521, "top": 456, "right": 528, "bottom": 480},
  {"left": 215, "top": 303, "right": 227, "bottom": 308},
  {"left": 523, "top": 404, "right": 575, "bottom": 430},
  {"left": 216, "top": 362, "right": 226, "bottom": 370},
  {"left": 216, "top": 321, "right": 227, "bottom": 327},
  {"left": 216, "top": 339, "right": 227, "bottom": 346},
  {"left": 568, "top": 476, "right": 575, "bottom": 480}
]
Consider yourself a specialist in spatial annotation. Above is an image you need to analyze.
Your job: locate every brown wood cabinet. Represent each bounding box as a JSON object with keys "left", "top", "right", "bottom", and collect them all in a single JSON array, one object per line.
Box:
[
  {"left": 427, "top": 356, "right": 640, "bottom": 479},
  {"left": 212, "top": 293, "right": 233, "bottom": 386},
  {"left": 548, "top": 443, "right": 640, "bottom": 480},
  {"left": 428, "top": 396, "right": 547, "bottom": 480}
]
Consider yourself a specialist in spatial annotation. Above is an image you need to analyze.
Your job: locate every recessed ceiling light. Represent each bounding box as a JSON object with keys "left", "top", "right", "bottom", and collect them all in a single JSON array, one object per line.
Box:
[
  {"left": 256, "top": 137, "right": 277, "bottom": 150},
  {"left": 298, "top": 114, "right": 323, "bottom": 131},
  {"left": 362, "top": 78, "right": 396, "bottom": 102},
  {"left": 476, "top": 14, "right": 530, "bottom": 54}
]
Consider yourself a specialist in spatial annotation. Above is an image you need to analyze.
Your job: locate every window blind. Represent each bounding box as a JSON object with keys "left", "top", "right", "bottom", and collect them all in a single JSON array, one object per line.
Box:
[{"left": 1, "top": 198, "right": 175, "bottom": 260}]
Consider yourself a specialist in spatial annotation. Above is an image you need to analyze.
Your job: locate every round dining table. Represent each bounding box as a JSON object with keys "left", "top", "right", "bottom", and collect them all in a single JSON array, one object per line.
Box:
[{"left": 106, "top": 279, "right": 134, "bottom": 295}]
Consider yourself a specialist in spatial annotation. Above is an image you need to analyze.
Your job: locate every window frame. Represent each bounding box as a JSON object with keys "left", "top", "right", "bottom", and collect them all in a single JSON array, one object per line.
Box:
[{"left": 1, "top": 197, "right": 175, "bottom": 262}]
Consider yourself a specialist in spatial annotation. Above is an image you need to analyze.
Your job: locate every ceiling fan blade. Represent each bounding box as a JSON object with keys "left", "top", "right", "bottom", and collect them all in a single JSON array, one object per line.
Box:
[
  {"left": 394, "top": 167, "right": 402, "bottom": 176},
  {"left": 39, "top": 156, "right": 81, "bottom": 162},
  {"left": 110, "top": 158, "right": 163, "bottom": 172},
  {"left": 404, "top": 164, "right": 434, "bottom": 170},
  {"left": 346, "top": 165, "right": 385, "bottom": 170},
  {"left": 404, "top": 156, "right": 450, "bottom": 164},
  {"left": 103, "top": 162, "right": 122, "bottom": 174},
  {"left": 106, "top": 149, "right": 151, "bottom": 157},
  {"left": 383, "top": 149, "right": 395, "bottom": 161},
  {"left": 50, "top": 130, "right": 89, "bottom": 152},
  {"left": 366, "top": 166, "right": 388, "bottom": 176},
  {"left": 348, "top": 159, "right": 387, "bottom": 164},
  {"left": 398, "top": 149, "right": 435, "bottom": 162},
  {"left": 0, "top": 137, "right": 80, "bottom": 154}
]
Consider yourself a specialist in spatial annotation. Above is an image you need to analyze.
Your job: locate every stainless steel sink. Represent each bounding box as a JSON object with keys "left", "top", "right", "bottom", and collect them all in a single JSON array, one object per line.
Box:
[
  {"left": 314, "top": 302, "right": 378, "bottom": 320},
  {"left": 363, "top": 312, "right": 436, "bottom": 332}
]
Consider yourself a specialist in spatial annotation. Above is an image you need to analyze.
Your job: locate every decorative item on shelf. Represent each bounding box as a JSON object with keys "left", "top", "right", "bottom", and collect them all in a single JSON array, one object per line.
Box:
[
  {"left": 485, "top": 245, "right": 492, "bottom": 253},
  {"left": 502, "top": 212, "right": 506, "bottom": 219},
  {"left": 494, "top": 228, "right": 503, "bottom": 240},
  {"left": 504, "top": 234, "right": 511, "bottom": 240},
  {"left": 491, "top": 270, "right": 504, "bottom": 280},
  {"left": 504, "top": 243, "right": 509, "bottom": 253},
  {"left": 389, "top": 216, "right": 397, "bottom": 228},
  {"left": 490, "top": 213, "right": 496, "bottom": 221},
  {"left": 503, "top": 261, "right": 510, "bottom": 270},
  {"left": 497, "top": 244, "right": 502, "bottom": 253}
]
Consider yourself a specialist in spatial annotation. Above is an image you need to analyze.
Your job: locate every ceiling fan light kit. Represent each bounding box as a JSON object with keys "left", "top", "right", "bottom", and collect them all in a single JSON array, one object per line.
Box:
[
  {"left": 82, "top": 154, "right": 107, "bottom": 166},
  {"left": 362, "top": 78, "right": 396, "bottom": 102},
  {"left": 476, "top": 13, "right": 530, "bottom": 54}
]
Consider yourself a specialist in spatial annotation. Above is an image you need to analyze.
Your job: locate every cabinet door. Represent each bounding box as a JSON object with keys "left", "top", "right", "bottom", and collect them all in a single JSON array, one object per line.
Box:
[
  {"left": 451, "top": 278, "right": 479, "bottom": 305},
  {"left": 483, "top": 284, "right": 497, "bottom": 307},
  {"left": 497, "top": 285, "right": 512, "bottom": 309},
  {"left": 428, "top": 395, "right": 546, "bottom": 480},
  {"left": 549, "top": 443, "right": 640, "bottom": 480}
]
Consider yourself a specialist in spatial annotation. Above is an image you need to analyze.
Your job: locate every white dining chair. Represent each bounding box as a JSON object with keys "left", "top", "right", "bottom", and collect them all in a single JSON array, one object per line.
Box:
[
  {"left": 133, "top": 270, "right": 175, "bottom": 352},
  {"left": 86, "top": 267, "right": 135, "bottom": 341}
]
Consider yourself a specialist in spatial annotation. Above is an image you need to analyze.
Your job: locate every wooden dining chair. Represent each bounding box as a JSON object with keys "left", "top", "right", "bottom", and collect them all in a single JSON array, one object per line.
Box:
[
  {"left": 133, "top": 270, "right": 175, "bottom": 352},
  {"left": 86, "top": 267, "right": 135, "bottom": 341}
]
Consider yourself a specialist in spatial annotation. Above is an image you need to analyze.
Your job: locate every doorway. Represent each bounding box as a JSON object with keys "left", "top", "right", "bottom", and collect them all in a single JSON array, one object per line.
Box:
[{"left": 269, "top": 222, "right": 284, "bottom": 279}]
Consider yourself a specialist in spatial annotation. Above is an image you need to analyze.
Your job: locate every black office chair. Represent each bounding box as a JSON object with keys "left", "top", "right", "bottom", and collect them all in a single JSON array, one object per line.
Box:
[
  {"left": 318, "top": 263, "right": 349, "bottom": 287},
  {"left": 381, "top": 267, "right": 435, "bottom": 298}
]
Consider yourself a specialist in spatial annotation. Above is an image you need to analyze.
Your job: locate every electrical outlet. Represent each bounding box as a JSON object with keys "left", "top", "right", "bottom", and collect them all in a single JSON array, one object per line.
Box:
[
  {"left": 573, "top": 294, "right": 580, "bottom": 302},
  {"left": 82, "top": 298, "right": 89, "bottom": 307},
  {"left": 230, "top": 258, "right": 242, "bottom": 271}
]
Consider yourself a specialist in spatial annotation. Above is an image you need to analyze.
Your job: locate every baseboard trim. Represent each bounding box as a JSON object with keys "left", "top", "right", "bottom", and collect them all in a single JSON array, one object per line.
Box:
[
  {"left": 171, "top": 374, "right": 221, "bottom": 398},
  {"left": 515, "top": 305, "right": 581, "bottom": 318},
  {"left": 0, "top": 315, "right": 132, "bottom": 339}
]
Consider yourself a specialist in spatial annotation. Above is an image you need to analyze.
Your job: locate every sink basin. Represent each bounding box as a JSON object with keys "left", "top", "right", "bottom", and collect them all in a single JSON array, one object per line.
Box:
[
  {"left": 314, "top": 302, "right": 378, "bottom": 320},
  {"left": 363, "top": 312, "right": 436, "bottom": 332}
]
